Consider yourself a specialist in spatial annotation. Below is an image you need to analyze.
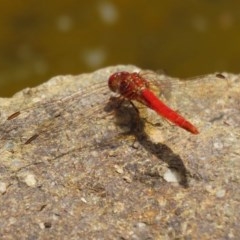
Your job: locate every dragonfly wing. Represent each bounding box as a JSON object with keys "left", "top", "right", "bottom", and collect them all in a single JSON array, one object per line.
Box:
[
  {"left": 134, "top": 71, "right": 231, "bottom": 135},
  {"left": 0, "top": 75, "right": 137, "bottom": 161},
  {"left": 141, "top": 71, "right": 229, "bottom": 113},
  {"left": 164, "top": 74, "right": 230, "bottom": 119}
]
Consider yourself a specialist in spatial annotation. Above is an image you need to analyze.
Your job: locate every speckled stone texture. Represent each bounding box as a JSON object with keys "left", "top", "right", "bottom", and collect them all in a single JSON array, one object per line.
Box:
[{"left": 0, "top": 65, "right": 239, "bottom": 239}]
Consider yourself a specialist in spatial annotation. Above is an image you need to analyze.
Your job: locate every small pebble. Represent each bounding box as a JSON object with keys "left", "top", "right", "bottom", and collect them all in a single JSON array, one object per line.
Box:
[
  {"left": 108, "top": 150, "right": 117, "bottom": 157},
  {"left": 163, "top": 169, "right": 181, "bottom": 183},
  {"left": 216, "top": 189, "right": 226, "bottom": 198},
  {"left": 0, "top": 182, "right": 7, "bottom": 194},
  {"left": 135, "top": 222, "right": 147, "bottom": 229},
  {"left": 81, "top": 197, "right": 87, "bottom": 203},
  {"left": 123, "top": 175, "right": 132, "bottom": 183},
  {"left": 114, "top": 165, "right": 124, "bottom": 174},
  {"left": 132, "top": 141, "right": 140, "bottom": 149},
  {"left": 205, "top": 184, "right": 214, "bottom": 193},
  {"left": 24, "top": 173, "right": 37, "bottom": 187},
  {"left": 213, "top": 141, "right": 223, "bottom": 150}
]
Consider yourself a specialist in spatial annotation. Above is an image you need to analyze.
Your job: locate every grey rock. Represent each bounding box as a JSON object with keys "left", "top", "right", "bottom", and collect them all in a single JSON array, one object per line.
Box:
[{"left": 0, "top": 65, "right": 239, "bottom": 239}]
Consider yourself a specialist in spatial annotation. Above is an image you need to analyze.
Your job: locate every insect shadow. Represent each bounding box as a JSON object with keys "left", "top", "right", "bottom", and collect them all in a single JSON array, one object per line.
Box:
[{"left": 107, "top": 97, "right": 191, "bottom": 188}]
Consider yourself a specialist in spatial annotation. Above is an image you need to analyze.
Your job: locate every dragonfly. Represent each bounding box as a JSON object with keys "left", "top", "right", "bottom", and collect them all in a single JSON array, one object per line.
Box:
[
  {"left": 0, "top": 68, "right": 227, "bottom": 160},
  {"left": 108, "top": 71, "right": 199, "bottom": 134}
]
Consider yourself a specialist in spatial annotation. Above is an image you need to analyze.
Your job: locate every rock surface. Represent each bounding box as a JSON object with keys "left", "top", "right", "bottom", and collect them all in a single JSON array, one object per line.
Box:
[{"left": 0, "top": 65, "right": 239, "bottom": 239}]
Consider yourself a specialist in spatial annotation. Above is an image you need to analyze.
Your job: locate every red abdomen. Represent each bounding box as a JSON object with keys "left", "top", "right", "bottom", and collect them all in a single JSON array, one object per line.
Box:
[{"left": 142, "top": 89, "right": 199, "bottom": 134}]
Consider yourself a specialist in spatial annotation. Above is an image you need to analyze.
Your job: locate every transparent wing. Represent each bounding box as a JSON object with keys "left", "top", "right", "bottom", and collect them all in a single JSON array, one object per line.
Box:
[
  {"left": 140, "top": 70, "right": 229, "bottom": 100},
  {"left": 0, "top": 78, "right": 137, "bottom": 161},
  {"left": 139, "top": 71, "right": 229, "bottom": 112}
]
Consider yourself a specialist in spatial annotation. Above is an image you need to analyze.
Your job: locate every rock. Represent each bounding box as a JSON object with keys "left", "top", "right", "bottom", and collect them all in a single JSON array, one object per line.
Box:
[{"left": 0, "top": 65, "right": 239, "bottom": 239}]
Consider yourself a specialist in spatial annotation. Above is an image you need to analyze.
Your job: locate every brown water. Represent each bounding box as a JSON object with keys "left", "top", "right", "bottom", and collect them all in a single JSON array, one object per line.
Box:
[{"left": 0, "top": 1, "right": 239, "bottom": 97}]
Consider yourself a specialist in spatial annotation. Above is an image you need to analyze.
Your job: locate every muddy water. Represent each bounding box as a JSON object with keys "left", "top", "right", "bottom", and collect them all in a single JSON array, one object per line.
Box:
[{"left": 0, "top": 1, "right": 239, "bottom": 96}]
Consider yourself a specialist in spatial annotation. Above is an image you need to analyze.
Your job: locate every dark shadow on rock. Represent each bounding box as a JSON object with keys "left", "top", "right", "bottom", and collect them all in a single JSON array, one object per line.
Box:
[
  {"left": 109, "top": 100, "right": 190, "bottom": 188},
  {"left": 136, "top": 130, "right": 190, "bottom": 188}
]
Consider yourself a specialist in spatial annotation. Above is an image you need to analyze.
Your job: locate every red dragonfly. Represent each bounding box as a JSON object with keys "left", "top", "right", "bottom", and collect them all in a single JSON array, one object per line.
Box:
[{"left": 108, "top": 71, "right": 199, "bottom": 134}]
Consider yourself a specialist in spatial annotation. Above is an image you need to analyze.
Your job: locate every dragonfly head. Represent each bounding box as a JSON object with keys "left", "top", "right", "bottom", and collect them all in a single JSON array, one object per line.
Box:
[{"left": 108, "top": 71, "right": 130, "bottom": 93}]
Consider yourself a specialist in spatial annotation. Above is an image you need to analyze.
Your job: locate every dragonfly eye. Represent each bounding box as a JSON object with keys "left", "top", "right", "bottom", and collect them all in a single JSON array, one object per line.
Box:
[{"left": 108, "top": 71, "right": 130, "bottom": 93}]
